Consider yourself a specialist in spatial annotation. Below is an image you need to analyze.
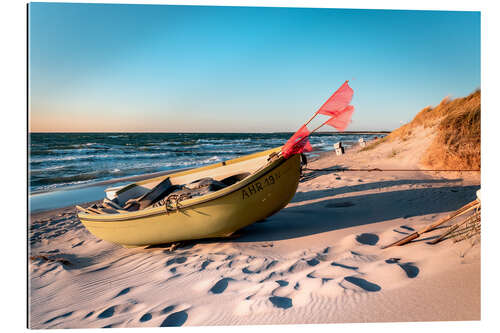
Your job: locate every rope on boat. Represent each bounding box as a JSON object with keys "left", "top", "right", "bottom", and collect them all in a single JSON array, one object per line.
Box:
[{"left": 163, "top": 193, "right": 192, "bottom": 214}]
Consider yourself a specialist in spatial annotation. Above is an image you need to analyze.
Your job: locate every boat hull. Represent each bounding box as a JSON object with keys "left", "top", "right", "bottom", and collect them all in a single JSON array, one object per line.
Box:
[{"left": 78, "top": 151, "right": 301, "bottom": 247}]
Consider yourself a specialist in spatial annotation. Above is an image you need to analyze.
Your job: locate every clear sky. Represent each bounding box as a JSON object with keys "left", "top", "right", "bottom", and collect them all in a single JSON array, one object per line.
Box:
[{"left": 28, "top": 2, "right": 480, "bottom": 132}]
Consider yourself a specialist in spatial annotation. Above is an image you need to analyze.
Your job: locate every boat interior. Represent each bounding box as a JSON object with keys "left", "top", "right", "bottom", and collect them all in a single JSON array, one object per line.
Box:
[{"left": 76, "top": 149, "right": 280, "bottom": 215}]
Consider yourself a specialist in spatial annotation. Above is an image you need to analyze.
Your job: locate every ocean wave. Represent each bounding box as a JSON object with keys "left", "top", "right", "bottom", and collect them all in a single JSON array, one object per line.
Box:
[
  {"left": 30, "top": 155, "right": 227, "bottom": 192},
  {"left": 29, "top": 132, "right": 376, "bottom": 193},
  {"left": 30, "top": 170, "right": 115, "bottom": 186},
  {"left": 29, "top": 165, "right": 68, "bottom": 173},
  {"left": 30, "top": 151, "right": 178, "bottom": 164},
  {"left": 161, "top": 140, "right": 199, "bottom": 146}
]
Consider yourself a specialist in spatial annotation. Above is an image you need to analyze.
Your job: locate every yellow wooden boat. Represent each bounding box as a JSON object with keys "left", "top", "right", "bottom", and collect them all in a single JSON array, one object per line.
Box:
[{"left": 77, "top": 147, "right": 302, "bottom": 247}]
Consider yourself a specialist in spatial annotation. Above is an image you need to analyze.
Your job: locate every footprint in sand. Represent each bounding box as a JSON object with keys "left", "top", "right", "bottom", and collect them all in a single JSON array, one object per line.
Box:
[
  {"left": 115, "top": 287, "right": 131, "bottom": 298},
  {"left": 209, "top": 278, "right": 234, "bottom": 294},
  {"left": 400, "top": 263, "right": 419, "bottom": 278},
  {"left": 275, "top": 280, "right": 289, "bottom": 287},
  {"left": 160, "top": 310, "right": 188, "bottom": 327},
  {"left": 139, "top": 313, "right": 152, "bottom": 322},
  {"left": 306, "top": 258, "right": 320, "bottom": 266},
  {"left": 242, "top": 267, "right": 258, "bottom": 274},
  {"left": 97, "top": 306, "right": 115, "bottom": 319},
  {"left": 355, "top": 233, "right": 379, "bottom": 246},
  {"left": 165, "top": 256, "right": 187, "bottom": 266},
  {"left": 161, "top": 305, "right": 176, "bottom": 314},
  {"left": 43, "top": 311, "right": 74, "bottom": 325},
  {"left": 287, "top": 259, "right": 311, "bottom": 273},
  {"left": 343, "top": 276, "right": 381, "bottom": 292},
  {"left": 139, "top": 306, "right": 176, "bottom": 323},
  {"left": 199, "top": 259, "right": 213, "bottom": 272},
  {"left": 84, "top": 311, "right": 94, "bottom": 319},
  {"left": 242, "top": 259, "right": 278, "bottom": 275},
  {"left": 385, "top": 258, "right": 419, "bottom": 278},
  {"left": 269, "top": 296, "right": 293, "bottom": 309},
  {"left": 331, "top": 262, "right": 359, "bottom": 271}
]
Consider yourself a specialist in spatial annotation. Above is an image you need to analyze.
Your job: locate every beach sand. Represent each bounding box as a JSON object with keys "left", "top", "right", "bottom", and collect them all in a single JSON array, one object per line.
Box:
[{"left": 28, "top": 126, "right": 480, "bottom": 328}]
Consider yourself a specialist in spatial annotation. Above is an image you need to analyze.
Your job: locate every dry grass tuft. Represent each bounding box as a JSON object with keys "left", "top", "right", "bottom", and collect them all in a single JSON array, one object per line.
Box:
[
  {"left": 367, "top": 89, "right": 480, "bottom": 170},
  {"left": 387, "top": 97, "right": 456, "bottom": 142},
  {"left": 421, "top": 90, "right": 480, "bottom": 170}
]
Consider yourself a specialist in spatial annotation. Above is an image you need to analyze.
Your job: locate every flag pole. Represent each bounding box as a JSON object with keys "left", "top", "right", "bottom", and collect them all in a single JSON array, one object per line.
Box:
[
  {"left": 279, "top": 80, "right": 352, "bottom": 158},
  {"left": 294, "top": 117, "right": 333, "bottom": 147},
  {"left": 279, "top": 116, "right": 337, "bottom": 157}
]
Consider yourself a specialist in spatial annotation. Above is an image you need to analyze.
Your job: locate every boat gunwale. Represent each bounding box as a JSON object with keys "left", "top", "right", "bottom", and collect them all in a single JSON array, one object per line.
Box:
[
  {"left": 78, "top": 148, "right": 295, "bottom": 223},
  {"left": 114, "top": 146, "right": 282, "bottom": 195}
]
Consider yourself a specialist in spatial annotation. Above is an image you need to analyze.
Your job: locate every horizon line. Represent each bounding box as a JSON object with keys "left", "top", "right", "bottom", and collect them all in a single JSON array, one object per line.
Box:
[{"left": 28, "top": 130, "right": 393, "bottom": 134}]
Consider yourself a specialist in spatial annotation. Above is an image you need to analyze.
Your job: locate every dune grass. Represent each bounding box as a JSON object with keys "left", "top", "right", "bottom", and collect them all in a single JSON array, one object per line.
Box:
[
  {"left": 365, "top": 89, "right": 480, "bottom": 170},
  {"left": 421, "top": 90, "right": 480, "bottom": 170}
]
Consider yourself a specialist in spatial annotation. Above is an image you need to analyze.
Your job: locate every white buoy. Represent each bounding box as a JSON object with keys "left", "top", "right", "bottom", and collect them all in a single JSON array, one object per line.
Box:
[{"left": 358, "top": 137, "right": 366, "bottom": 147}]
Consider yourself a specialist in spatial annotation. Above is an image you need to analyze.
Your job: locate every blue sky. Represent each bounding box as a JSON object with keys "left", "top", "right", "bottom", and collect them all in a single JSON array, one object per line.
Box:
[{"left": 29, "top": 3, "right": 480, "bottom": 132}]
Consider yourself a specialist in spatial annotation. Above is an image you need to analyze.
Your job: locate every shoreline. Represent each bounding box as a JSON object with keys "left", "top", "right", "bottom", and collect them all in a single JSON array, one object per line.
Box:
[
  {"left": 28, "top": 145, "right": 340, "bottom": 213},
  {"left": 29, "top": 167, "right": 194, "bottom": 213},
  {"left": 27, "top": 144, "right": 345, "bottom": 219},
  {"left": 30, "top": 166, "right": 195, "bottom": 196}
]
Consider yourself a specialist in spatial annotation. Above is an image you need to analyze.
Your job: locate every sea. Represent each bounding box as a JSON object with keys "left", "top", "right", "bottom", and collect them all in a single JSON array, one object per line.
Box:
[{"left": 29, "top": 132, "right": 383, "bottom": 211}]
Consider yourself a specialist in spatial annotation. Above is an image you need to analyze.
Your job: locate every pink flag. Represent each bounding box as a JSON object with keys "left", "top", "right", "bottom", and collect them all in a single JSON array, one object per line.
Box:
[
  {"left": 317, "top": 81, "right": 354, "bottom": 117},
  {"left": 325, "top": 105, "right": 354, "bottom": 131},
  {"left": 281, "top": 124, "right": 313, "bottom": 159}
]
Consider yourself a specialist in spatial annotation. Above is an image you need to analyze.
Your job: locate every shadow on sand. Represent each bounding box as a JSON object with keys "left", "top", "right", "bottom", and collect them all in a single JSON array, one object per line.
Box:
[
  {"left": 143, "top": 179, "right": 478, "bottom": 248},
  {"left": 232, "top": 181, "right": 479, "bottom": 243}
]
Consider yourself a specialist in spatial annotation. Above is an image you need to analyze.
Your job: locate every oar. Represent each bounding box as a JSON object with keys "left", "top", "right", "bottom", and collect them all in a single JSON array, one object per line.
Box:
[{"left": 381, "top": 199, "right": 480, "bottom": 249}]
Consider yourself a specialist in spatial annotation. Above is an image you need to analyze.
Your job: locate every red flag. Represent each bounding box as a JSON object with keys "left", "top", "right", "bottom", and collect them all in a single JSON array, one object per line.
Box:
[
  {"left": 325, "top": 105, "right": 354, "bottom": 131},
  {"left": 317, "top": 81, "right": 354, "bottom": 117},
  {"left": 281, "top": 124, "right": 313, "bottom": 159}
]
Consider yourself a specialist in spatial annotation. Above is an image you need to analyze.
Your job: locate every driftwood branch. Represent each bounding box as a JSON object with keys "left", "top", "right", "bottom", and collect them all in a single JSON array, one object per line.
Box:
[
  {"left": 430, "top": 206, "right": 481, "bottom": 244},
  {"left": 382, "top": 199, "right": 480, "bottom": 249}
]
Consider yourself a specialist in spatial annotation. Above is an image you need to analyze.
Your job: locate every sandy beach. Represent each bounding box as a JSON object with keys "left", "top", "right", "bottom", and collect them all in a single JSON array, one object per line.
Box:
[{"left": 28, "top": 124, "right": 481, "bottom": 329}]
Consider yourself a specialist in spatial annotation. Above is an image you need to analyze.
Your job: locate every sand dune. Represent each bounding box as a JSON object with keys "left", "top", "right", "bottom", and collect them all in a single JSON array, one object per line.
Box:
[{"left": 28, "top": 125, "right": 480, "bottom": 328}]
